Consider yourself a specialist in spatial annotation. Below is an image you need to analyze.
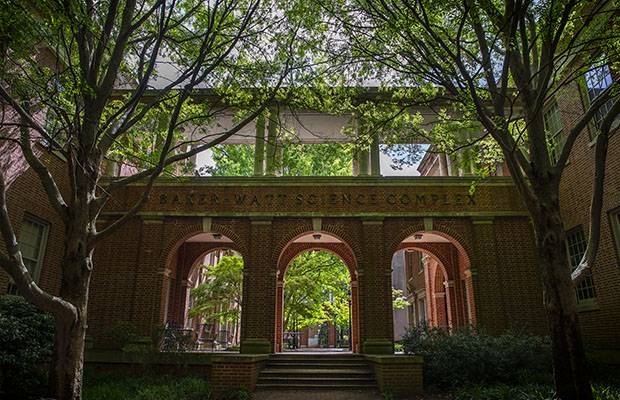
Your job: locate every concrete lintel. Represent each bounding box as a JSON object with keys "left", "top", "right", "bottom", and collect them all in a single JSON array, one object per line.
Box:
[
  {"left": 472, "top": 216, "right": 495, "bottom": 224},
  {"left": 362, "top": 217, "right": 384, "bottom": 225}
]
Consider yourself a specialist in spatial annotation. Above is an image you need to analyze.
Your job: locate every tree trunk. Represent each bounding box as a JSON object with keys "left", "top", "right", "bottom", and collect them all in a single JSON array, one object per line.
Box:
[
  {"left": 532, "top": 197, "right": 592, "bottom": 400},
  {"left": 50, "top": 231, "right": 93, "bottom": 400},
  {"left": 51, "top": 314, "right": 87, "bottom": 400}
]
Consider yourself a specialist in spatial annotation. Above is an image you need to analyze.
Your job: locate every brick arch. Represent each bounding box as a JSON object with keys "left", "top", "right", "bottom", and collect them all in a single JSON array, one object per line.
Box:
[
  {"left": 389, "top": 222, "right": 472, "bottom": 269},
  {"left": 272, "top": 220, "right": 363, "bottom": 270},
  {"left": 183, "top": 244, "right": 244, "bottom": 282},
  {"left": 395, "top": 243, "right": 455, "bottom": 280},
  {"left": 163, "top": 222, "right": 247, "bottom": 272},
  {"left": 274, "top": 229, "right": 360, "bottom": 353},
  {"left": 277, "top": 242, "right": 357, "bottom": 281}
]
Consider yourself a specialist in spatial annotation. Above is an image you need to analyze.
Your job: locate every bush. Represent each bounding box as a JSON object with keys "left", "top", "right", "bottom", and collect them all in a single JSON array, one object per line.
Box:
[
  {"left": 0, "top": 295, "right": 54, "bottom": 398},
  {"left": 401, "top": 325, "right": 552, "bottom": 389},
  {"left": 454, "top": 383, "right": 620, "bottom": 400}
]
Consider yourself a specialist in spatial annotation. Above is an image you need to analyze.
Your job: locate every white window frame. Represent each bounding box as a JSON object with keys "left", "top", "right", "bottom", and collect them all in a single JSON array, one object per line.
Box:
[
  {"left": 18, "top": 215, "right": 49, "bottom": 282},
  {"left": 543, "top": 100, "right": 564, "bottom": 162},
  {"left": 584, "top": 58, "right": 615, "bottom": 132},
  {"left": 610, "top": 208, "right": 620, "bottom": 264}
]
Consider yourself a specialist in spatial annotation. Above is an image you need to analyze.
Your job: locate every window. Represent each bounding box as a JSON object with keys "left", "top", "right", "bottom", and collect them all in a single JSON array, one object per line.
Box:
[
  {"left": 584, "top": 61, "right": 615, "bottom": 130},
  {"left": 418, "top": 253, "right": 426, "bottom": 273},
  {"left": 544, "top": 101, "right": 564, "bottom": 162},
  {"left": 565, "top": 226, "right": 597, "bottom": 301},
  {"left": 610, "top": 208, "right": 620, "bottom": 261},
  {"left": 566, "top": 226, "right": 587, "bottom": 270},
  {"left": 404, "top": 250, "right": 415, "bottom": 279},
  {"left": 418, "top": 298, "right": 427, "bottom": 324},
  {"left": 7, "top": 217, "right": 49, "bottom": 295}
]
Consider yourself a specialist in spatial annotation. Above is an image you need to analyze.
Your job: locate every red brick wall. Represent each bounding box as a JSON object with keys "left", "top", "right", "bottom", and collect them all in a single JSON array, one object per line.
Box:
[
  {"left": 0, "top": 150, "right": 69, "bottom": 296},
  {"left": 556, "top": 79, "right": 620, "bottom": 352}
]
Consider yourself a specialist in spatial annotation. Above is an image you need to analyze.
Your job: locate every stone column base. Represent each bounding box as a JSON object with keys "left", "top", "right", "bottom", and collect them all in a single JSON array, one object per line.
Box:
[
  {"left": 362, "top": 339, "right": 394, "bottom": 354},
  {"left": 240, "top": 338, "right": 271, "bottom": 354},
  {"left": 365, "top": 355, "right": 424, "bottom": 396}
]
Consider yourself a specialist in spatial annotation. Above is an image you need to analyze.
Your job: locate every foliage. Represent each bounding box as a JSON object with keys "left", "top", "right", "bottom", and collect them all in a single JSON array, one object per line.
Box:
[
  {"left": 392, "top": 288, "right": 410, "bottom": 310},
  {"left": 190, "top": 255, "right": 243, "bottom": 326},
  {"left": 283, "top": 251, "right": 351, "bottom": 332},
  {"left": 219, "top": 387, "right": 253, "bottom": 400},
  {"left": 83, "top": 372, "right": 211, "bottom": 400},
  {"left": 402, "top": 325, "right": 552, "bottom": 390},
  {"left": 199, "top": 143, "right": 354, "bottom": 176},
  {"left": 454, "top": 383, "right": 620, "bottom": 400},
  {"left": 0, "top": 295, "right": 54, "bottom": 398}
]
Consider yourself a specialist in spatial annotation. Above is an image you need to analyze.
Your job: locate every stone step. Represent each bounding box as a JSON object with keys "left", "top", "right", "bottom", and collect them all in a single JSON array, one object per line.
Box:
[
  {"left": 270, "top": 354, "right": 364, "bottom": 360},
  {"left": 260, "top": 368, "right": 373, "bottom": 377},
  {"left": 264, "top": 362, "right": 369, "bottom": 369},
  {"left": 257, "top": 376, "right": 376, "bottom": 384},
  {"left": 255, "top": 383, "right": 378, "bottom": 390}
]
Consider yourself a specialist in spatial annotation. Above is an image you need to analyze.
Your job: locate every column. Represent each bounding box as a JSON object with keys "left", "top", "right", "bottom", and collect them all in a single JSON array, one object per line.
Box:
[
  {"left": 370, "top": 135, "right": 381, "bottom": 176},
  {"left": 253, "top": 114, "right": 265, "bottom": 176},
  {"left": 470, "top": 217, "right": 504, "bottom": 332},
  {"left": 438, "top": 153, "right": 449, "bottom": 176},
  {"left": 240, "top": 218, "right": 275, "bottom": 353},
  {"left": 130, "top": 217, "right": 168, "bottom": 335},
  {"left": 359, "top": 219, "right": 393, "bottom": 354},
  {"left": 265, "top": 107, "right": 278, "bottom": 176},
  {"left": 358, "top": 146, "right": 370, "bottom": 176}
]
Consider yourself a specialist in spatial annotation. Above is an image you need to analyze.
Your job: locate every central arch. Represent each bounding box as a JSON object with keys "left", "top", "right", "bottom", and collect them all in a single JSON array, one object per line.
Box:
[{"left": 275, "top": 231, "right": 360, "bottom": 353}]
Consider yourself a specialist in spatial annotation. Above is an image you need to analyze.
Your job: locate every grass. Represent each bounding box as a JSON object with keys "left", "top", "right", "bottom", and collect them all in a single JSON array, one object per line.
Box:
[{"left": 83, "top": 372, "right": 212, "bottom": 400}]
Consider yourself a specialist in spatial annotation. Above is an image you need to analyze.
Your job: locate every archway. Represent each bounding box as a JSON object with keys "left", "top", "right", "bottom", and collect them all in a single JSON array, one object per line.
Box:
[
  {"left": 275, "top": 232, "right": 360, "bottom": 353},
  {"left": 164, "top": 231, "right": 244, "bottom": 351},
  {"left": 391, "top": 230, "right": 474, "bottom": 342}
]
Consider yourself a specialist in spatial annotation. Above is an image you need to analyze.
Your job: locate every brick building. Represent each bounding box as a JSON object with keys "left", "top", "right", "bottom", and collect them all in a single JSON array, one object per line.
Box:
[
  {"left": 0, "top": 74, "right": 617, "bottom": 368},
  {"left": 415, "top": 59, "right": 620, "bottom": 360}
]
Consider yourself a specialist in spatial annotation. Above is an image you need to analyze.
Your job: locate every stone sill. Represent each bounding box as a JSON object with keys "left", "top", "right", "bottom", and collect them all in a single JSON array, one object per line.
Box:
[{"left": 577, "top": 299, "right": 600, "bottom": 312}]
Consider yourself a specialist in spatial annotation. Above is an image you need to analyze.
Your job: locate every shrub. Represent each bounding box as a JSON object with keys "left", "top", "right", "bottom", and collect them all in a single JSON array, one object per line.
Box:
[
  {"left": 401, "top": 325, "right": 552, "bottom": 389},
  {"left": 220, "top": 387, "right": 252, "bottom": 400},
  {"left": 0, "top": 295, "right": 54, "bottom": 398},
  {"left": 454, "top": 383, "right": 620, "bottom": 400}
]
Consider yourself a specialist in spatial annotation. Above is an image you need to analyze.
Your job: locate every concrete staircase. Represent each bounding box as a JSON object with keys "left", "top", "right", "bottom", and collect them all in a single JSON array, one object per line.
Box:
[{"left": 255, "top": 353, "right": 377, "bottom": 390}]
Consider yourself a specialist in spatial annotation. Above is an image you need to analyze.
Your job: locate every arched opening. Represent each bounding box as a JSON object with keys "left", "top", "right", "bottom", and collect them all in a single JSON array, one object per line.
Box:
[
  {"left": 391, "top": 231, "right": 474, "bottom": 344},
  {"left": 164, "top": 231, "right": 243, "bottom": 351},
  {"left": 275, "top": 232, "right": 359, "bottom": 353}
]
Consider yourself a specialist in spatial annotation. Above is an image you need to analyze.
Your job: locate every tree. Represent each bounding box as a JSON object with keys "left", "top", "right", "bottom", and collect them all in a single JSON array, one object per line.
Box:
[
  {"left": 324, "top": 0, "right": 620, "bottom": 398},
  {"left": 0, "top": 1, "right": 315, "bottom": 398},
  {"left": 283, "top": 251, "right": 351, "bottom": 334},
  {"left": 198, "top": 143, "right": 355, "bottom": 176},
  {"left": 189, "top": 255, "right": 243, "bottom": 335}
]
